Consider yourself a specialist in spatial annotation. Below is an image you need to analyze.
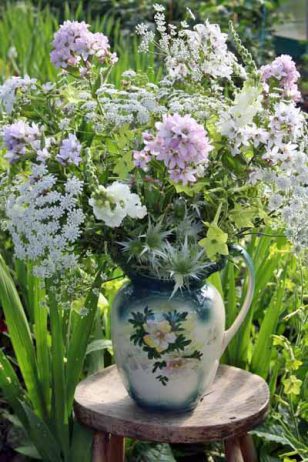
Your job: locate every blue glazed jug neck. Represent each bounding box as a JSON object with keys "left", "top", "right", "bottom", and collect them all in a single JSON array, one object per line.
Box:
[{"left": 127, "top": 255, "right": 226, "bottom": 291}]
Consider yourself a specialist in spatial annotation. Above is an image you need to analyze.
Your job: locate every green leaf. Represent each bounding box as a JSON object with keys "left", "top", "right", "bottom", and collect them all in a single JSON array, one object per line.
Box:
[
  {"left": 69, "top": 421, "right": 93, "bottom": 462},
  {"left": 131, "top": 442, "right": 176, "bottom": 462},
  {"left": 106, "top": 138, "right": 118, "bottom": 154},
  {"left": 0, "top": 348, "right": 28, "bottom": 427},
  {"left": 230, "top": 204, "right": 258, "bottom": 228},
  {"left": 0, "top": 254, "right": 45, "bottom": 418},
  {"left": 46, "top": 282, "right": 69, "bottom": 459},
  {"left": 28, "top": 269, "right": 51, "bottom": 415},
  {"left": 199, "top": 224, "right": 228, "bottom": 259},
  {"left": 86, "top": 339, "right": 113, "bottom": 355},
  {"left": 15, "top": 445, "right": 41, "bottom": 459},
  {"left": 173, "top": 181, "right": 204, "bottom": 197},
  {"left": 113, "top": 150, "right": 134, "bottom": 178},
  {"left": 20, "top": 402, "right": 62, "bottom": 462},
  {"left": 251, "top": 424, "right": 292, "bottom": 446},
  {"left": 66, "top": 266, "right": 105, "bottom": 412},
  {"left": 251, "top": 271, "right": 285, "bottom": 378}
]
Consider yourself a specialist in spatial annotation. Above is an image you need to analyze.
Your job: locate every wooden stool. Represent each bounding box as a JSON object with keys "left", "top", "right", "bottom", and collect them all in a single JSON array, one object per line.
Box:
[{"left": 74, "top": 365, "right": 269, "bottom": 462}]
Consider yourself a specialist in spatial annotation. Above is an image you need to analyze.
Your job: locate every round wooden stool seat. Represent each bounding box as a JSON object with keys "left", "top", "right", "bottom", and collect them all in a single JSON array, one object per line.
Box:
[{"left": 74, "top": 364, "right": 269, "bottom": 462}]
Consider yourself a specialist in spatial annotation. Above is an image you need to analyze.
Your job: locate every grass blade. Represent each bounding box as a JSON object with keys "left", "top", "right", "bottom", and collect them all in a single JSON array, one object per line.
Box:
[
  {"left": 20, "top": 402, "right": 62, "bottom": 462},
  {"left": 28, "top": 269, "right": 51, "bottom": 414},
  {"left": 47, "top": 283, "right": 69, "bottom": 461},
  {"left": 69, "top": 421, "right": 93, "bottom": 462},
  {"left": 251, "top": 270, "right": 286, "bottom": 378},
  {"left": 0, "top": 348, "right": 28, "bottom": 427},
  {"left": 66, "top": 267, "right": 105, "bottom": 411},
  {"left": 0, "top": 254, "right": 45, "bottom": 417}
]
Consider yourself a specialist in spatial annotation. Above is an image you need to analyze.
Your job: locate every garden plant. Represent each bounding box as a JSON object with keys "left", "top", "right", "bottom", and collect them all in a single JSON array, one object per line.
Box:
[{"left": 0, "top": 1, "right": 307, "bottom": 461}]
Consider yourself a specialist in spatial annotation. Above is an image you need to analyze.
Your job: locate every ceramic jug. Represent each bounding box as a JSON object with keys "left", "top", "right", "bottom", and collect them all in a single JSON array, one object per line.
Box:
[{"left": 111, "top": 245, "right": 255, "bottom": 412}]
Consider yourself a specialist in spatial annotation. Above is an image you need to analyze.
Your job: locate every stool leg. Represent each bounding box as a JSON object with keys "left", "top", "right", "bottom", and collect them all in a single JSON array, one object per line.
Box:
[
  {"left": 92, "top": 432, "right": 125, "bottom": 462},
  {"left": 224, "top": 437, "right": 244, "bottom": 462},
  {"left": 109, "top": 434, "right": 125, "bottom": 461},
  {"left": 239, "top": 434, "right": 258, "bottom": 462},
  {"left": 92, "top": 432, "right": 109, "bottom": 462}
]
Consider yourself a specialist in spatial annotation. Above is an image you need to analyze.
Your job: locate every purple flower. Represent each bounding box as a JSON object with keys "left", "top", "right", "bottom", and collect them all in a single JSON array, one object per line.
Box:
[
  {"left": 260, "top": 55, "right": 301, "bottom": 101},
  {"left": 133, "top": 149, "right": 152, "bottom": 170},
  {"left": 3, "top": 121, "right": 41, "bottom": 163},
  {"left": 133, "top": 114, "right": 213, "bottom": 184},
  {"left": 50, "top": 21, "right": 117, "bottom": 72},
  {"left": 57, "top": 134, "right": 82, "bottom": 166}
]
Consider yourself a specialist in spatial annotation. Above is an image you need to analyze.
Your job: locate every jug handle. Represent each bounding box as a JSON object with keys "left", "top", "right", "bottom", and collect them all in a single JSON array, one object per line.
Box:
[{"left": 221, "top": 244, "right": 255, "bottom": 353}]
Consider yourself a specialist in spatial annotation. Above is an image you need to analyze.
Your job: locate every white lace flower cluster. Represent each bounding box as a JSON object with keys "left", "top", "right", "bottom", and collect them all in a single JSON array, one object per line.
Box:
[
  {"left": 6, "top": 165, "right": 84, "bottom": 278},
  {"left": 89, "top": 181, "right": 147, "bottom": 227},
  {"left": 136, "top": 4, "right": 239, "bottom": 82},
  {"left": 97, "top": 81, "right": 165, "bottom": 127},
  {"left": 158, "top": 86, "right": 226, "bottom": 122}
]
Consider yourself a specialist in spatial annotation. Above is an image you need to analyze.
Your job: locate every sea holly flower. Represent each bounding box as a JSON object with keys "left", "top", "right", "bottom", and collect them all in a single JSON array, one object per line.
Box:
[
  {"left": 143, "top": 319, "right": 176, "bottom": 353},
  {"left": 89, "top": 182, "right": 147, "bottom": 228}
]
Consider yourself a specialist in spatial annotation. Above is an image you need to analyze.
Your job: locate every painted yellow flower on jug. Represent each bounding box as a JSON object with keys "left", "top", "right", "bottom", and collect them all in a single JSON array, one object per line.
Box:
[{"left": 143, "top": 319, "right": 176, "bottom": 353}]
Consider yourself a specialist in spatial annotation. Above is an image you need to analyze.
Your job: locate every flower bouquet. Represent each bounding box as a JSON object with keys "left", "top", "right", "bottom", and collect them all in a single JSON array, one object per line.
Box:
[{"left": 0, "top": 4, "right": 307, "bottom": 410}]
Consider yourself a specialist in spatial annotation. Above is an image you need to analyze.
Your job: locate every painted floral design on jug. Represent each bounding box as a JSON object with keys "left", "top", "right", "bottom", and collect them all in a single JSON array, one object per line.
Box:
[{"left": 129, "top": 306, "right": 203, "bottom": 385}]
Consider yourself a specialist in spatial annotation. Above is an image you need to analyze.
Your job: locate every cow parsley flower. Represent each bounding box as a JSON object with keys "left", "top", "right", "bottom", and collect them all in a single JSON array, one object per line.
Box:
[
  {"left": 3, "top": 121, "right": 41, "bottom": 163},
  {"left": 6, "top": 165, "right": 84, "bottom": 278},
  {"left": 89, "top": 182, "right": 147, "bottom": 227},
  {"left": 50, "top": 20, "right": 117, "bottom": 72},
  {"left": 97, "top": 82, "right": 165, "bottom": 128},
  {"left": 57, "top": 134, "right": 82, "bottom": 166},
  {"left": 134, "top": 114, "right": 212, "bottom": 185}
]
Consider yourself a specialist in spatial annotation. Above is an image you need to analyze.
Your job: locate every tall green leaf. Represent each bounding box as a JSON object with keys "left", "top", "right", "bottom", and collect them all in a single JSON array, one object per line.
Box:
[
  {"left": 0, "top": 348, "right": 28, "bottom": 427},
  {"left": 21, "top": 402, "right": 62, "bottom": 462},
  {"left": 47, "top": 283, "right": 69, "bottom": 461},
  {"left": 28, "top": 270, "right": 51, "bottom": 414},
  {"left": 0, "top": 254, "right": 45, "bottom": 417},
  {"left": 69, "top": 421, "right": 93, "bottom": 462},
  {"left": 66, "top": 266, "right": 105, "bottom": 411},
  {"left": 251, "top": 273, "right": 286, "bottom": 378}
]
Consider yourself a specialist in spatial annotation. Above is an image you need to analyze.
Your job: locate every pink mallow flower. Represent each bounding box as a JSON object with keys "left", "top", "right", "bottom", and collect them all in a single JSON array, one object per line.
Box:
[
  {"left": 133, "top": 114, "right": 212, "bottom": 185},
  {"left": 260, "top": 55, "right": 301, "bottom": 102}
]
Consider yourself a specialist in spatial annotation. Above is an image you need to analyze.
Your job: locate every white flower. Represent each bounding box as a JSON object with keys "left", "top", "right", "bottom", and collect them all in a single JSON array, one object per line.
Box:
[
  {"left": 89, "top": 182, "right": 147, "bottom": 228},
  {"left": 218, "top": 83, "right": 263, "bottom": 139},
  {"left": 230, "top": 83, "right": 263, "bottom": 127},
  {"left": 0, "top": 76, "right": 36, "bottom": 114},
  {"left": 6, "top": 165, "right": 84, "bottom": 277},
  {"left": 268, "top": 193, "right": 283, "bottom": 211}
]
